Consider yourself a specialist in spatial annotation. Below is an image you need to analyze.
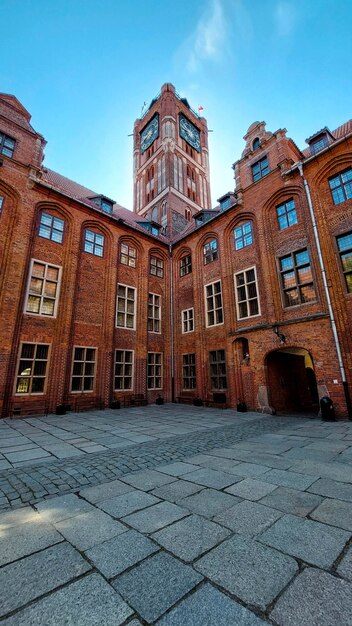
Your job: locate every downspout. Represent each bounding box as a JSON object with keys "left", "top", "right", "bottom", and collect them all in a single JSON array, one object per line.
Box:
[
  {"left": 169, "top": 241, "right": 175, "bottom": 402},
  {"left": 298, "top": 162, "right": 352, "bottom": 418}
]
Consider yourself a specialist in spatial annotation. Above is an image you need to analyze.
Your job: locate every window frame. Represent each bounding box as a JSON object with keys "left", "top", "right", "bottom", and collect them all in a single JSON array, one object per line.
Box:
[
  {"left": 182, "top": 353, "right": 196, "bottom": 390},
  {"left": 181, "top": 307, "right": 194, "bottom": 333},
  {"left": 71, "top": 346, "right": 97, "bottom": 393},
  {"left": 24, "top": 259, "right": 62, "bottom": 318},
  {"left": 205, "top": 280, "right": 224, "bottom": 327},
  {"left": 0, "top": 131, "right": 16, "bottom": 158},
  {"left": 329, "top": 168, "right": 352, "bottom": 205},
  {"left": 116, "top": 284, "right": 137, "bottom": 330},
  {"left": 148, "top": 292, "right": 161, "bottom": 333},
  {"left": 150, "top": 255, "right": 164, "bottom": 277},
  {"left": 276, "top": 198, "right": 298, "bottom": 231},
  {"left": 83, "top": 229, "right": 105, "bottom": 257},
  {"left": 336, "top": 232, "right": 352, "bottom": 294},
  {"left": 203, "top": 239, "right": 218, "bottom": 265},
  {"left": 114, "top": 349, "right": 134, "bottom": 391},
  {"left": 234, "top": 221, "right": 253, "bottom": 250},
  {"left": 119, "top": 242, "right": 137, "bottom": 268},
  {"left": 234, "top": 266, "right": 261, "bottom": 320},
  {"left": 279, "top": 248, "right": 317, "bottom": 308},
  {"left": 147, "top": 352, "right": 163, "bottom": 389},
  {"left": 0, "top": 195, "right": 4, "bottom": 217},
  {"left": 180, "top": 254, "right": 192, "bottom": 276},
  {"left": 209, "top": 349, "right": 227, "bottom": 390},
  {"left": 251, "top": 155, "right": 269, "bottom": 182},
  {"left": 38, "top": 212, "right": 65, "bottom": 244},
  {"left": 14, "top": 342, "right": 50, "bottom": 396}
]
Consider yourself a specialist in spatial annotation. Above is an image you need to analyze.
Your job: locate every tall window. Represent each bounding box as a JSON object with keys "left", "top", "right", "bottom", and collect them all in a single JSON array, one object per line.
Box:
[
  {"left": 150, "top": 256, "right": 164, "bottom": 277},
  {"left": 337, "top": 232, "right": 352, "bottom": 293},
  {"left": 15, "top": 343, "right": 49, "bottom": 394},
  {"left": 147, "top": 353, "right": 162, "bottom": 389},
  {"left": 204, "top": 239, "right": 218, "bottom": 264},
  {"left": 114, "top": 350, "right": 134, "bottom": 390},
  {"left": 116, "top": 285, "right": 136, "bottom": 329},
  {"left": 0, "top": 196, "right": 3, "bottom": 217},
  {"left": 187, "top": 166, "right": 197, "bottom": 202},
  {"left": 279, "top": 249, "right": 316, "bottom": 307},
  {"left": 180, "top": 254, "right": 192, "bottom": 276},
  {"left": 252, "top": 137, "right": 260, "bottom": 150},
  {"left": 148, "top": 293, "right": 161, "bottom": 332},
  {"left": 205, "top": 280, "right": 223, "bottom": 326},
  {"left": 183, "top": 354, "right": 196, "bottom": 389},
  {"left": 146, "top": 165, "right": 155, "bottom": 203},
  {"left": 25, "top": 260, "right": 61, "bottom": 317},
  {"left": 71, "top": 347, "right": 96, "bottom": 392},
  {"left": 277, "top": 199, "right": 298, "bottom": 230},
  {"left": 84, "top": 229, "right": 104, "bottom": 257},
  {"left": 209, "top": 350, "right": 227, "bottom": 390},
  {"left": 39, "top": 212, "right": 65, "bottom": 243},
  {"left": 252, "top": 156, "right": 269, "bottom": 182},
  {"left": 182, "top": 308, "right": 194, "bottom": 333},
  {"left": 329, "top": 168, "right": 352, "bottom": 205},
  {"left": 234, "top": 222, "right": 253, "bottom": 250},
  {"left": 235, "top": 267, "right": 260, "bottom": 319},
  {"left": 120, "top": 243, "right": 136, "bottom": 268},
  {"left": 0, "top": 131, "right": 15, "bottom": 158}
]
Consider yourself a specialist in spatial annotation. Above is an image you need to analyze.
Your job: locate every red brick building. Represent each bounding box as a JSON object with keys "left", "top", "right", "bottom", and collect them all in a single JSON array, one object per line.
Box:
[{"left": 0, "top": 84, "right": 351, "bottom": 419}]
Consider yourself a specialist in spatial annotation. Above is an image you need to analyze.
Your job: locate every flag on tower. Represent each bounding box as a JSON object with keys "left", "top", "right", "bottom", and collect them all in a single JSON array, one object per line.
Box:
[{"left": 198, "top": 105, "right": 204, "bottom": 112}]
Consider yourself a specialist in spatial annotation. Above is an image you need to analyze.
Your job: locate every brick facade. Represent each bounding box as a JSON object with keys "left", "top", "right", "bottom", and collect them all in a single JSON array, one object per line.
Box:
[{"left": 0, "top": 87, "right": 351, "bottom": 419}]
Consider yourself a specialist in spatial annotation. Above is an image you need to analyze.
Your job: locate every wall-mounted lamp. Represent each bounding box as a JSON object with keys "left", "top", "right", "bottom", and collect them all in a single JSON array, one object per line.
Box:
[{"left": 273, "top": 325, "right": 286, "bottom": 344}]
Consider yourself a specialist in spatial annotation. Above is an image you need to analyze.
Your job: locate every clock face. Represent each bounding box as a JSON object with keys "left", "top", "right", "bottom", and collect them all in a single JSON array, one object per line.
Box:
[
  {"left": 179, "top": 114, "right": 201, "bottom": 152},
  {"left": 140, "top": 115, "right": 159, "bottom": 153}
]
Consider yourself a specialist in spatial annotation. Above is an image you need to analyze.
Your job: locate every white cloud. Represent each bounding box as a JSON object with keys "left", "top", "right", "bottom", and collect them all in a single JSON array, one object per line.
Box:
[{"left": 275, "top": 1, "right": 297, "bottom": 37}]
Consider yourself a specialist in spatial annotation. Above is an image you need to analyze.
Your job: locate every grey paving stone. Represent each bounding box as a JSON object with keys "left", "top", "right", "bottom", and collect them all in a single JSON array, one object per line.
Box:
[
  {"left": 152, "top": 514, "right": 231, "bottom": 561},
  {"left": 120, "top": 469, "right": 176, "bottom": 490},
  {"left": 260, "top": 514, "right": 350, "bottom": 568},
  {"left": 183, "top": 468, "right": 238, "bottom": 489},
  {"left": 0, "top": 542, "right": 91, "bottom": 617},
  {"left": 178, "top": 488, "right": 241, "bottom": 518},
  {"left": 225, "top": 478, "right": 278, "bottom": 501},
  {"left": 337, "top": 544, "right": 352, "bottom": 581},
  {"left": 123, "top": 501, "right": 188, "bottom": 533},
  {"left": 270, "top": 568, "right": 352, "bottom": 626},
  {"left": 157, "top": 462, "right": 201, "bottom": 476},
  {"left": 195, "top": 535, "right": 298, "bottom": 610},
  {"left": 97, "top": 490, "right": 160, "bottom": 518},
  {"left": 259, "top": 486, "right": 322, "bottom": 516},
  {"left": 305, "top": 440, "right": 349, "bottom": 453},
  {"left": 290, "top": 459, "right": 352, "bottom": 483},
  {"left": 0, "top": 460, "right": 11, "bottom": 470},
  {"left": 151, "top": 479, "right": 204, "bottom": 502},
  {"left": 310, "top": 498, "right": 352, "bottom": 531},
  {"left": 225, "top": 462, "right": 271, "bottom": 478},
  {"left": 35, "top": 493, "right": 94, "bottom": 522},
  {"left": 261, "top": 468, "right": 318, "bottom": 490},
  {"left": 0, "top": 573, "right": 133, "bottom": 626},
  {"left": 0, "top": 506, "right": 39, "bottom": 529},
  {"left": 282, "top": 447, "right": 339, "bottom": 462},
  {"left": 211, "top": 448, "right": 294, "bottom": 470},
  {"left": 185, "top": 455, "right": 243, "bottom": 475},
  {"left": 55, "top": 509, "right": 127, "bottom": 550},
  {"left": 0, "top": 518, "right": 62, "bottom": 566},
  {"left": 79, "top": 479, "right": 133, "bottom": 503},
  {"left": 308, "top": 477, "right": 352, "bottom": 503},
  {"left": 113, "top": 552, "right": 202, "bottom": 622},
  {"left": 85, "top": 529, "right": 159, "bottom": 578},
  {"left": 214, "top": 500, "right": 283, "bottom": 536},
  {"left": 157, "top": 583, "right": 267, "bottom": 625},
  {"left": 3, "top": 448, "right": 52, "bottom": 462}
]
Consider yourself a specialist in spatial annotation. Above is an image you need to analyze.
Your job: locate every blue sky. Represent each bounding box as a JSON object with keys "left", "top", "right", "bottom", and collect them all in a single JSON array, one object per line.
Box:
[{"left": 1, "top": 0, "right": 351, "bottom": 209}]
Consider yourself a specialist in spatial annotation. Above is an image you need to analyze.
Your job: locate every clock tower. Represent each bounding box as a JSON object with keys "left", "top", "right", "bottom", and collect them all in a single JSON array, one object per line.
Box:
[{"left": 133, "top": 83, "right": 211, "bottom": 238}]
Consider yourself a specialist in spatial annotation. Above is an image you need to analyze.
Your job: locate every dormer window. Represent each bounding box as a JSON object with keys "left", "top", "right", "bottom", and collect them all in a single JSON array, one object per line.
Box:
[
  {"left": 306, "top": 128, "right": 334, "bottom": 156},
  {"left": 0, "top": 131, "right": 15, "bottom": 158},
  {"left": 89, "top": 196, "right": 114, "bottom": 214},
  {"left": 252, "top": 138, "right": 260, "bottom": 151},
  {"left": 137, "top": 221, "right": 160, "bottom": 236},
  {"left": 310, "top": 135, "right": 329, "bottom": 155},
  {"left": 220, "top": 198, "right": 231, "bottom": 210}
]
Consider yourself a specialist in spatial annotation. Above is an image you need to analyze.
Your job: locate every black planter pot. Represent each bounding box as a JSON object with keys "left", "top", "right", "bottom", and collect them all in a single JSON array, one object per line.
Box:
[
  {"left": 55, "top": 404, "right": 66, "bottom": 415},
  {"left": 155, "top": 396, "right": 164, "bottom": 405},
  {"left": 110, "top": 400, "right": 121, "bottom": 410},
  {"left": 193, "top": 398, "right": 203, "bottom": 406},
  {"left": 237, "top": 401, "right": 247, "bottom": 412}
]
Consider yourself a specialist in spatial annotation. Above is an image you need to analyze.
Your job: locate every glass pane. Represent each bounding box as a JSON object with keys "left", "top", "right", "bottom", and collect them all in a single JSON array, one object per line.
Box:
[
  {"left": 84, "top": 363, "right": 95, "bottom": 376},
  {"left": 298, "top": 266, "right": 313, "bottom": 284},
  {"left": 83, "top": 377, "right": 94, "bottom": 391},
  {"left": 126, "top": 315, "right": 134, "bottom": 328},
  {"left": 33, "top": 361, "right": 46, "bottom": 376},
  {"left": 74, "top": 347, "right": 84, "bottom": 361},
  {"left": 246, "top": 269, "right": 255, "bottom": 283},
  {"left": 300, "top": 284, "right": 316, "bottom": 303},
  {"left": 73, "top": 362, "right": 83, "bottom": 376},
  {"left": 85, "top": 230, "right": 95, "bottom": 242},
  {"left": 95, "top": 245, "right": 103, "bottom": 257},
  {"left": 236, "top": 273, "right": 245, "bottom": 286},
  {"left": 19, "top": 360, "right": 32, "bottom": 376},
  {"left": 44, "top": 281, "right": 57, "bottom": 297},
  {"left": 278, "top": 215, "right": 288, "bottom": 230},
  {"left": 338, "top": 234, "right": 352, "bottom": 252},
  {"left": 36, "top": 345, "right": 48, "bottom": 359},
  {"left": 280, "top": 256, "right": 293, "bottom": 271},
  {"left": 129, "top": 258, "right": 136, "bottom": 268},
  {"left": 341, "top": 251, "right": 352, "bottom": 271},
  {"left": 239, "top": 302, "right": 248, "bottom": 318},
  {"left": 288, "top": 211, "right": 298, "bottom": 226},
  {"left": 95, "top": 234, "right": 104, "bottom": 245},
  {"left": 86, "top": 349, "right": 95, "bottom": 362},
  {"left": 332, "top": 188, "right": 345, "bottom": 204},
  {"left": 41, "top": 213, "right": 52, "bottom": 226},
  {"left": 249, "top": 299, "right": 259, "bottom": 316},
  {"left": 237, "top": 286, "right": 246, "bottom": 301},
  {"left": 16, "top": 378, "right": 29, "bottom": 393},
  {"left": 53, "top": 217, "right": 64, "bottom": 231},
  {"left": 127, "top": 288, "right": 135, "bottom": 300},
  {"left": 346, "top": 274, "right": 352, "bottom": 293},
  {"left": 282, "top": 271, "right": 296, "bottom": 289},
  {"left": 30, "top": 277, "right": 43, "bottom": 294},
  {"left": 71, "top": 377, "right": 82, "bottom": 391},
  {"left": 32, "top": 377, "right": 45, "bottom": 393},
  {"left": 21, "top": 344, "right": 34, "bottom": 359},
  {"left": 247, "top": 283, "right": 257, "bottom": 298},
  {"left": 42, "top": 298, "right": 55, "bottom": 315},
  {"left": 52, "top": 230, "right": 63, "bottom": 243},
  {"left": 38, "top": 225, "right": 51, "bottom": 239},
  {"left": 26, "top": 295, "right": 40, "bottom": 313},
  {"left": 295, "top": 250, "right": 309, "bottom": 266},
  {"left": 32, "top": 263, "right": 45, "bottom": 278},
  {"left": 341, "top": 169, "right": 352, "bottom": 183},
  {"left": 284, "top": 289, "right": 298, "bottom": 306}
]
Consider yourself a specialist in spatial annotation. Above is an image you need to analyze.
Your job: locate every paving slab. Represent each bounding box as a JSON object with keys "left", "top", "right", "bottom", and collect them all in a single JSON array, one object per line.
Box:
[
  {"left": 290, "top": 459, "right": 352, "bottom": 483},
  {"left": 184, "top": 455, "right": 243, "bottom": 475},
  {"left": 85, "top": 529, "right": 159, "bottom": 578},
  {"left": 259, "top": 486, "right": 322, "bottom": 516},
  {"left": 195, "top": 535, "right": 298, "bottom": 610},
  {"left": 183, "top": 467, "right": 238, "bottom": 489},
  {"left": 152, "top": 514, "right": 231, "bottom": 561},
  {"left": 310, "top": 498, "right": 352, "bottom": 531},
  {"left": 98, "top": 490, "right": 160, "bottom": 518},
  {"left": 157, "top": 583, "right": 267, "bottom": 625},
  {"left": 337, "top": 544, "right": 352, "bottom": 581},
  {"left": 225, "top": 461, "right": 271, "bottom": 478},
  {"left": 0, "top": 518, "right": 62, "bottom": 566},
  {"left": 151, "top": 479, "right": 204, "bottom": 502},
  {"left": 79, "top": 479, "right": 133, "bottom": 503},
  {"left": 3, "top": 448, "right": 53, "bottom": 463},
  {"left": 177, "top": 488, "right": 241, "bottom": 518},
  {"left": 0, "top": 542, "right": 91, "bottom": 617},
  {"left": 35, "top": 493, "right": 95, "bottom": 522},
  {"left": 113, "top": 552, "right": 202, "bottom": 622},
  {"left": 120, "top": 469, "right": 176, "bottom": 491},
  {"left": 156, "top": 462, "right": 201, "bottom": 476},
  {"left": 123, "top": 501, "right": 188, "bottom": 533},
  {"left": 214, "top": 500, "right": 283, "bottom": 536},
  {"left": 0, "top": 573, "right": 133, "bottom": 626},
  {"left": 261, "top": 468, "right": 318, "bottom": 490},
  {"left": 270, "top": 568, "right": 352, "bottom": 626},
  {"left": 211, "top": 448, "right": 294, "bottom": 469},
  {"left": 0, "top": 506, "right": 40, "bottom": 529},
  {"left": 55, "top": 509, "right": 127, "bottom": 550},
  {"left": 259, "top": 514, "right": 350, "bottom": 568},
  {"left": 225, "top": 478, "right": 278, "bottom": 501}
]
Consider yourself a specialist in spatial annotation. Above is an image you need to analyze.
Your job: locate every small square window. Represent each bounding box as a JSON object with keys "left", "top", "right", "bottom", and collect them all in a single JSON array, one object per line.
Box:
[
  {"left": 0, "top": 131, "right": 15, "bottom": 158},
  {"left": 182, "top": 308, "right": 194, "bottom": 333},
  {"left": 337, "top": 232, "right": 352, "bottom": 293},
  {"left": 251, "top": 156, "right": 269, "bottom": 182},
  {"left": 150, "top": 256, "right": 164, "bottom": 277},
  {"left": 279, "top": 248, "right": 316, "bottom": 307},
  {"left": 234, "top": 222, "right": 253, "bottom": 250},
  {"left": 204, "top": 239, "right": 218, "bottom": 264},
  {"left": 329, "top": 168, "right": 352, "bottom": 205},
  {"left": 38, "top": 212, "right": 65, "bottom": 243},
  {"left": 120, "top": 243, "right": 136, "bottom": 267},
  {"left": 84, "top": 229, "right": 104, "bottom": 257},
  {"left": 276, "top": 199, "right": 298, "bottom": 230},
  {"left": 180, "top": 254, "right": 192, "bottom": 276}
]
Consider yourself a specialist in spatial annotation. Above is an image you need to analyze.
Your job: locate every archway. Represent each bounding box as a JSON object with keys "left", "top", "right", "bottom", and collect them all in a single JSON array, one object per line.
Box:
[{"left": 266, "top": 347, "right": 319, "bottom": 413}]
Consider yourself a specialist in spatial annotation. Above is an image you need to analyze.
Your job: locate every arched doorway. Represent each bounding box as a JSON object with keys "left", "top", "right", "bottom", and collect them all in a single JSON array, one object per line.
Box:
[{"left": 266, "top": 347, "right": 319, "bottom": 413}]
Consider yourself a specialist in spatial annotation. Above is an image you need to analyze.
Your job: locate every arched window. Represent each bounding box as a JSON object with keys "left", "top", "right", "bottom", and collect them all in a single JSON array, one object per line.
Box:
[
  {"left": 234, "top": 222, "right": 253, "bottom": 250},
  {"left": 204, "top": 239, "right": 218, "bottom": 264},
  {"left": 252, "top": 137, "right": 260, "bottom": 151}
]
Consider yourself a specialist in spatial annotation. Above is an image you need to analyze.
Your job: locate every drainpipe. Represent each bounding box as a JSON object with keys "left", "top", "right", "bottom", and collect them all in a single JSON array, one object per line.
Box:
[
  {"left": 169, "top": 242, "right": 175, "bottom": 402},
  {"left": 298, "top": 162, "right": 352, "bottom": 418}
]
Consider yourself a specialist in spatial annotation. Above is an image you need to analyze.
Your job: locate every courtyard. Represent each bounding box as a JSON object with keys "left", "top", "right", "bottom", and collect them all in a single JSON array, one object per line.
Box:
[{"left": 0, "top": 405, "right": 351, "bottom": 625}]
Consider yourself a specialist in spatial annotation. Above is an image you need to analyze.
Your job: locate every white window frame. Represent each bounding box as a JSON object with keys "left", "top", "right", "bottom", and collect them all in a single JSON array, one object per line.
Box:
[
  {"left": 182, "top": 308, "right": 194, "bottom": 333},
  {"left": 182, "top": 353, "right": 196, "bottom": 390},
  {"left": 204, "top": 280, "right": 224, "bottom": 327},
  {"left": 114, "top": 349, "right": 134, "bottom": 391},
  {"left": 148, "top": 292, "right": 161, "bottom": 333},
  {"left": 147, "top": 352, "right": 163, "bottom": 389},
  {"left": 24, "top": 259, "right": 62, "bottom": 318},
  {"left": 71, "top": 346, "right": 97, "bottom": 393},
  {"left": 14, "top": 342, "right": 50, "bottom": 396},
  {"left": 116, "top": 284, "right": 137, "bottom": 330},
  {"left": 38, "top": 212, "right": 65, "bottom": 243},
  {"left": 234, "top": 266, "right": 261, "bottom": 320},
  {"left": 120, "top": 243, "right": 136, "bottom": 268}
]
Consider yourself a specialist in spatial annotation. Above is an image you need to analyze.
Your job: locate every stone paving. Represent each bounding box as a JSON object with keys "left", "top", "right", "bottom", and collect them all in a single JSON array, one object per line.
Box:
[{"left": 0, "top": 405, "right": 351, "bottom": 624}]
